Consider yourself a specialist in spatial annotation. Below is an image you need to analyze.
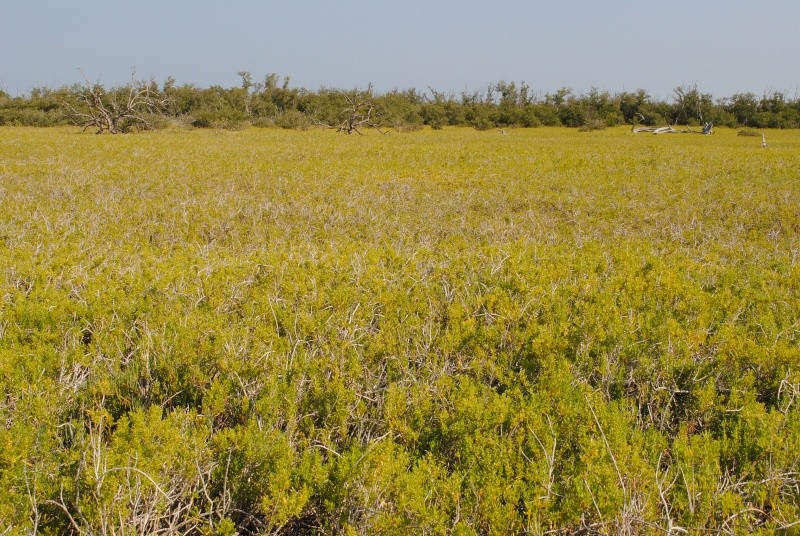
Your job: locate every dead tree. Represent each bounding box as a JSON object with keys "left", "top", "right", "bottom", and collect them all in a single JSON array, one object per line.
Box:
[
  {"left": 632, "top": 85, "right": 714, "bottom": 135},
  {"left": 632, "top": 122, "right": 713, "bottom": 135},
  {"left": 64, "top": 72, "right": 169, "bottom": 134},
  {"left": 311, "top": 89, "right": 386, "bottom": 135}
]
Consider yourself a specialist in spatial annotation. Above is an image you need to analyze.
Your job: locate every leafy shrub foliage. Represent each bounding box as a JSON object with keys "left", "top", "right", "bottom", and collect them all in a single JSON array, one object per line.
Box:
[
  {"left": 4, "top": 75, "right": 800, "bottom": 131},
  {"left": 737, "top": 128, "right": 762, "bottom": 137},
  {"left": 1, "top": 127, "right": 799, "bottom": 533}
]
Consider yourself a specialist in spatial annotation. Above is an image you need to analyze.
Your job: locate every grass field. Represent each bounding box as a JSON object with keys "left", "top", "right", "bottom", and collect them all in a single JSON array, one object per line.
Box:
[{"left": 1, "top": 126, "right": 799, "bottom": 534}]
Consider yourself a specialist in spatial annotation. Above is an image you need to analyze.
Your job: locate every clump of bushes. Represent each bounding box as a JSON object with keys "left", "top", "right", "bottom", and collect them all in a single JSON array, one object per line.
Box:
[
  {"left": 190, "top": 107, "right": 249, "bottom": 130},
  {"left": 137, "top": 112, "right": 171, "bottom": 131},
  {"left": 251, "top": 111, "right": 311, "bottom": 130},
  {"left": 578, "top": 117, "right": 607, "bottom": 131},
  {"left": 275, "top": 110, "right": 311, "bottom": 130},
  {"left": 737, "top": 128, "right": 762, "bottom": 137},
  {"left": 0, "top": 108, "right": 68, "bottom": 127}
]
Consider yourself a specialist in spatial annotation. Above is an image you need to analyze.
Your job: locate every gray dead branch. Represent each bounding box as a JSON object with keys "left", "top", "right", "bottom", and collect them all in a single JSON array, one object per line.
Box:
[{"left": 632, "top": 122, "right": 714, "bottom": 135}]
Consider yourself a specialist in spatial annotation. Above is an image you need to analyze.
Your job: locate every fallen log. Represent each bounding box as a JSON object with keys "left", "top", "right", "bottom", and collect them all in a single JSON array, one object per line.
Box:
[
  {"left": 632, "top": 122, "right": 713, "bottom": 135},
  {"left": 631, "top": 126, "right": 674, "bottom": 133}
]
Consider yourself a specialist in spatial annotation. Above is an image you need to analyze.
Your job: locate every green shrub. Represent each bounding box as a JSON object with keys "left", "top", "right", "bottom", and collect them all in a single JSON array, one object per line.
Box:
[
  {"left": 578, "top": 117, "right": 607, "bottom": 131},
  {"left": 737, "top": 128, "right": 761, "bottom": 137},
  {"left": 276, "top": 110, "right": 311, "bottom": 130},
  {"left": 3, "top": 127, "right": 800, "bottom": 534}
]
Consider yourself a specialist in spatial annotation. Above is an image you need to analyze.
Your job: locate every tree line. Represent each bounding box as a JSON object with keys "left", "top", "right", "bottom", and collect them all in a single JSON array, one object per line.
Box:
[{"left": 1, "top": 72, "right": 799, "bottom": 131}]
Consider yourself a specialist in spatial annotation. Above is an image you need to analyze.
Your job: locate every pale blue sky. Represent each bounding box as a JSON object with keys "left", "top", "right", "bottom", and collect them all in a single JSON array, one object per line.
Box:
[{"left": 2, "top": 1, "right": 798, "bottom": 99}]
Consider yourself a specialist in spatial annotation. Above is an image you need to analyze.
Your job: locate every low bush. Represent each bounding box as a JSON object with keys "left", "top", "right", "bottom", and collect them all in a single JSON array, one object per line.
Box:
[
  {"left": 1, "top": 127, "right": 799, "bottom": 534},
  {"left": 578, "top": 117, "right": 607, "bottom": 131},
  {"left": 737, "top": 128, "right": 761, "bottom": 137}
]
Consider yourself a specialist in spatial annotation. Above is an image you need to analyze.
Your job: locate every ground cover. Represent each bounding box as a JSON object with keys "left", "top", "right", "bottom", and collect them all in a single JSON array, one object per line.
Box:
[{"left": 1, "top": 126, "right": 799, "bottom": 534}]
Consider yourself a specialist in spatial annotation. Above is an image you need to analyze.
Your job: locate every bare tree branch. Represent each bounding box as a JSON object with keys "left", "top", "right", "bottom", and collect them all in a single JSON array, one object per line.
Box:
[
  {"left": 310, "top": 89, "right": 387, "bottom": 135},
  {"left": 63, "top": 71, "right": 169, "bottom": 134}
]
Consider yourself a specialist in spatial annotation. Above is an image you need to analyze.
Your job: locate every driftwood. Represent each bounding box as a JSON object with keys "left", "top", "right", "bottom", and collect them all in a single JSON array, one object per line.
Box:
[{"left": 632, "top": 122, "right": 713, "bottom": 135}]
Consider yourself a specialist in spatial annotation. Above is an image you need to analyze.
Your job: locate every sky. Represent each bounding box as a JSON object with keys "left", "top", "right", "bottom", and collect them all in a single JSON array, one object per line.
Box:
[{"left": 2, "top": 1, "right": 799, "bottom": 100}]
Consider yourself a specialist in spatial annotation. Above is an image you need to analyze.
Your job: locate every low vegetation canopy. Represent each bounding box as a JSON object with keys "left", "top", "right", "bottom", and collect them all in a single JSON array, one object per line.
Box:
[
  {"left": 0, "top": 126, "right": 799, "bottom": 534},
  {"left": 2, "top": 75, "right": 800, "bottom": 131}
]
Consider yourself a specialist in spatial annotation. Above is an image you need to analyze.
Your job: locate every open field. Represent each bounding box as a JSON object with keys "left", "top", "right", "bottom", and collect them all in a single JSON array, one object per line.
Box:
[{"left": 1, "top": 126, "right": 799, "bottom": 534}]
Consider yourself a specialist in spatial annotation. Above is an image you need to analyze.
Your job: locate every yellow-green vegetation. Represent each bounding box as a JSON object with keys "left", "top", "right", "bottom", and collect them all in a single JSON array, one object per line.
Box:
[{"left": 1, "top": 126, "right": 799, "bottom": 534}]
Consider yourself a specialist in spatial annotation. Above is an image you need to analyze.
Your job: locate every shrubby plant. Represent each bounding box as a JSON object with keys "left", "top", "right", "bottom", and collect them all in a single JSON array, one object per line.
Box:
[
  {"left": 737, "top": 128, "right": 761, "bottom": 137},
  {"left": 0, "top": 126, "right": 799, "bottom": 533},
  {"left": 4, "top": 74, "right": 800, "bottom": 131}
]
